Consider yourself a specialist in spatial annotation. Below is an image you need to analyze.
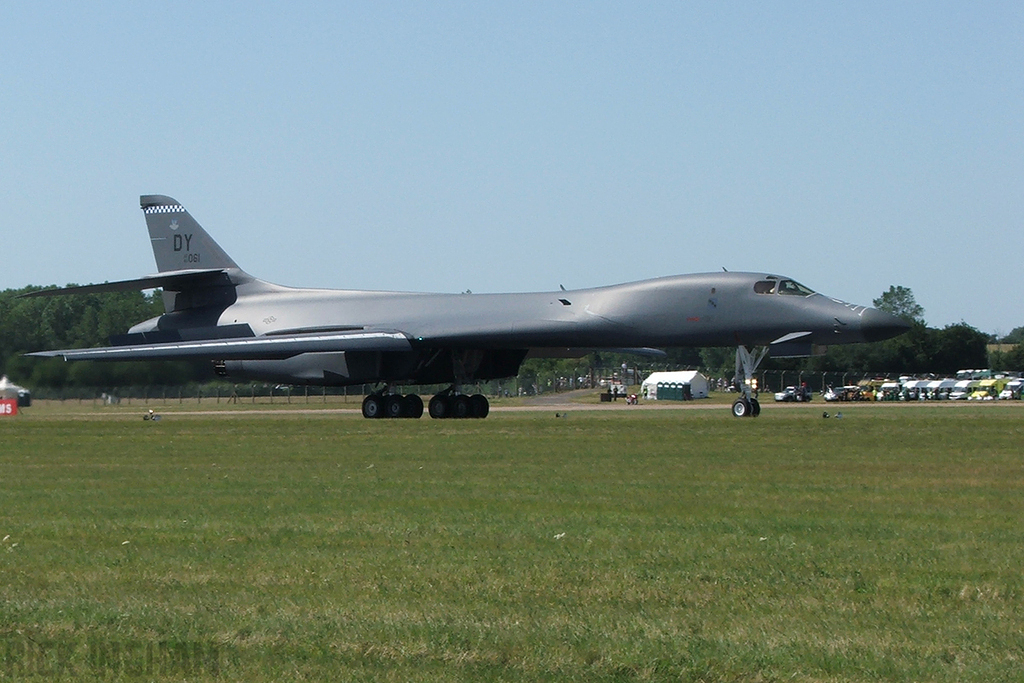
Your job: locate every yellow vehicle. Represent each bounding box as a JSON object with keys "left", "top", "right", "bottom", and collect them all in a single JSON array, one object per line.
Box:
[{"left": 968, "top": 379, "right": 1004, "bottom": 401}]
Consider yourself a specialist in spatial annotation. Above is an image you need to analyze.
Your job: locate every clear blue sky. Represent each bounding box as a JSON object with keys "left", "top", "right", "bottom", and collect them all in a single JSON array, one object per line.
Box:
[{"left": 2, "top": 2, "right": 1021, "bottom": 335}]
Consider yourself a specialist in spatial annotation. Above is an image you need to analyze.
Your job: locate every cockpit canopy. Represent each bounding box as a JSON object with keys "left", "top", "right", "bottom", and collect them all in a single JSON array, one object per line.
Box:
[{"left": 753, "top": 277, "right": 815, "bottom": 297}]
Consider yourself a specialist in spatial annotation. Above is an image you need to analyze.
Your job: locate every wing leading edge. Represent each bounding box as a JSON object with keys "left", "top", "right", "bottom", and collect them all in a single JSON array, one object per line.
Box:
[
  {"left": 26, "top": 330, "right": 413, "bottom": 362},
  {"left": 19, "top": 269, "right": 233, "bottom": 298}
]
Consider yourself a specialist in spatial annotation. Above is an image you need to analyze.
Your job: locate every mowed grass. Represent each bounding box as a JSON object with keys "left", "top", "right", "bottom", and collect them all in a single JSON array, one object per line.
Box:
[{"left": 1, "top": 404, "right": 1023, "bottom": 681}]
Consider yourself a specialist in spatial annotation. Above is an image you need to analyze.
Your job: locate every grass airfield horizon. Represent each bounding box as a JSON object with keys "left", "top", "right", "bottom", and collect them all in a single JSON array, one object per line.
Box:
[{"left": 2, "top": 401, "right": 1023, "bottom": 681}]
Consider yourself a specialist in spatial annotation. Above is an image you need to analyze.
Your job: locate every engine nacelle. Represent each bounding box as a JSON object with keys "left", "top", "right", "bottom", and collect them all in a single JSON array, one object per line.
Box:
[
  {"left": 218, "top": 352, "right": 380, "bottom": 386},
  {"left": 216, "top": 348, "right": 528, "bottom": 386}
]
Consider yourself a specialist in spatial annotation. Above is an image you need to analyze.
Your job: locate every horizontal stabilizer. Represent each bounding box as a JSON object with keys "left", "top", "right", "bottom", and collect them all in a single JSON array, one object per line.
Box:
[
  {"left": 19, "top": 269, "right": 231, "bottom": 298},
  {"left": 27, "top": 330, "right": 412, "bottom": 362}
]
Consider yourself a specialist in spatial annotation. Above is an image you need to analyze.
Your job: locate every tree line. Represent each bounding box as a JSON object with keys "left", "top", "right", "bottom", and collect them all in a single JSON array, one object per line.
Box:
[
  {"left": 0, "top": 286, "right": 208, "bottom": 388},
  {"left": 2, "top": 284, "right": 1021, "bottom": 389}
]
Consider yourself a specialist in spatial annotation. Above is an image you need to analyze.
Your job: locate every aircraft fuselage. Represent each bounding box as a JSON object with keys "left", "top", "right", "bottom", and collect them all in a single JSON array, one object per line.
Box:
[
  {"left": 26, "top": 195, "right": 911, "bottom": 416},
  {"left": 224, "top": 272, "right": 891, "bottom": 350}
]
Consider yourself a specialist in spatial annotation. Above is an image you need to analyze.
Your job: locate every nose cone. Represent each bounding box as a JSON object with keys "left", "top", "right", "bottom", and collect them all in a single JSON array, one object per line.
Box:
[{"left": 861, "top": 308, "right": 913, "bottom": 343}]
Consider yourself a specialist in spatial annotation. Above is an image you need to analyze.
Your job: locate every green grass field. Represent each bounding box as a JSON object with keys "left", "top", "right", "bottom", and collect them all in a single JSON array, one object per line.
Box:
[{"left": 2, "top": 402, "right": 1023, "bottom": 681}]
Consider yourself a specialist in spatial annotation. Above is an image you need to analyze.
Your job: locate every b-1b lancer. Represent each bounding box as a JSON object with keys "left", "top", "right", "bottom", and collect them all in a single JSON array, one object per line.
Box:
[{"left": 27, "top": 195, "right": 909, "bottom": 418}]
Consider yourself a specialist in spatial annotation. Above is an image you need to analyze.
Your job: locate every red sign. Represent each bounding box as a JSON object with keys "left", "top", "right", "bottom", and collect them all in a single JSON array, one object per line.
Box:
[{"left": 0, "top": 400, "right": 17, "bottom": 416}]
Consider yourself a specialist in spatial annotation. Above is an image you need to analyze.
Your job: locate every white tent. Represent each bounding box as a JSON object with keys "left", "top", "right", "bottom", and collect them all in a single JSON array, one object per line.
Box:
[
  {"left": 641, "top": 371, "right": 709, "bottom": 400},
  {"left": 0, "top": 375, "right": 26, "bottom": 400},
  {"left": 0, "top": 375, "right": 30, "bottom": 407}
]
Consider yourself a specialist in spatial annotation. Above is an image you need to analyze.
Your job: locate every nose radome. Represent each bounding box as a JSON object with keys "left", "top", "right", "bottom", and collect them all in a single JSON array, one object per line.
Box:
[{"left": 861, "top": 307, "right": 913, "bottom": 343}]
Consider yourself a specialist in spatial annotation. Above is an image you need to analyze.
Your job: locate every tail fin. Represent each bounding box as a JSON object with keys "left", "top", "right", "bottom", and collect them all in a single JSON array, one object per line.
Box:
[{"left": 141, "top": 195, "right": 240, "bottom": 272}]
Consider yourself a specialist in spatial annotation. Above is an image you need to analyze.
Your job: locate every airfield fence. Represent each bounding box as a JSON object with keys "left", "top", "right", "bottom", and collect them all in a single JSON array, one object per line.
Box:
[
  {"left": 24, "top": 369, "right": 909, "bottom": 405},
  {"left": 758, "top": 370, "right": 905, "bottom": 394}
]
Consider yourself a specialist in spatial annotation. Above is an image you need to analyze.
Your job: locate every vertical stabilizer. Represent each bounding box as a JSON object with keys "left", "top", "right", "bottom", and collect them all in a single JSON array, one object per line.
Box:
[{"left": 140, "top": 195, "right": 239, "bottom": 273}]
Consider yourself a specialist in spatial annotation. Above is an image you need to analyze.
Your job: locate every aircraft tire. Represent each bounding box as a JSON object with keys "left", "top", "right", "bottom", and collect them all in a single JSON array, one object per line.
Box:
[
  {"left": 731, "top": 398, "right": 750, "bottom": 418},
  {"left": 750, "top": 398, "right": 761, "bottom": 417},
  {"left": 384, "top": 394, "right": 405, "bottom": 419},
  {"left": 428, "top": 395, "right": 450, "bottom": 419},
  {"left": 403, "top": 394, "right": 424, "bottom": 419},
  {"left": 469, "top": 394, "right": 489, "bottom": 418},
  {"left": 452, "top": 394, "right": 471, "bottom": 419},
  {"left": 362, "top": 395, "right": 384, "bottom": 419}
]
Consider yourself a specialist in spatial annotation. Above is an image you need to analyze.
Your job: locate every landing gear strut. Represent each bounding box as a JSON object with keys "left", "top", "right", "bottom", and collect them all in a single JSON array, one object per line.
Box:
[{"left": 732, "top": 345, "right": 766, "bottom": 418}]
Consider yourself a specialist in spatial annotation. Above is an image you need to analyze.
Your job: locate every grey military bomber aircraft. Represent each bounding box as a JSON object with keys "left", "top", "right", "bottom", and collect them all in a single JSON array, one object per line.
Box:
[{"left": 27, "top": 195, "right": 910, "bottom": 418}]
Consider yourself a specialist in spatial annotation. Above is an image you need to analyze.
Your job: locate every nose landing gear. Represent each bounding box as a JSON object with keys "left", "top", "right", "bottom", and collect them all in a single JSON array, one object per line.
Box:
[
  {"left": 731, "top": 395, "right": 761, "bottom": 418},
  {"left": 732, "top": 346, "right": 767, "bottom": 418}
]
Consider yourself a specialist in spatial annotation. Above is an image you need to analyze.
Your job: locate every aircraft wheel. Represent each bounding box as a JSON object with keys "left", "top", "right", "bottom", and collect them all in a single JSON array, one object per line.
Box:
[
  {"left": 403, "top": 394, "right": 424, "bottom": 419},
  {"left": 750, "top": 398, "right": 761, "bottom": 417},
  {"left": 469, "top": 394, "right": 489, "bottom": 418},
  {"left": 452, "top": 394, "right": 471, "bottom": 419},
  {"left": 362, "top": 395, "right": 384, "bottom": 419},
  {"left": 731, "top": 398, "right": 750, "bottom": 418},
  {"left": 384, "top": 394, "right": 405, "bottom": 419},
  {"left": 428, "top": 395, "right": 450, "bottom": 419}
]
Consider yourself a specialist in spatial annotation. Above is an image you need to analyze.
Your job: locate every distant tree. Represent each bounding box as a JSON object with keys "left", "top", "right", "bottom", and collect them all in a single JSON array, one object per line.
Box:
[
  {"left": 1002, "top": 326, "right": 1024, "bottom": 345},
  {"left": 930, "top": 323, "right": 989, "bottom": 374},
  {"left": 873, "top": 285, "right": 925, "bottom": 324},
  {"left": 663, "top": 347, "right": 703, "bottom": 367},
  {"left": 698, "top": 347, "right": 735, "bottom": 376},
  {"left": 0, "top": 286, "right": 197, "bottom": 388},
  {"left": 990, "top": 343, "right": 1024, "bottom": 372},
  {"left": 1005, "top": 345, "right": 1024, "bottom": 371}
]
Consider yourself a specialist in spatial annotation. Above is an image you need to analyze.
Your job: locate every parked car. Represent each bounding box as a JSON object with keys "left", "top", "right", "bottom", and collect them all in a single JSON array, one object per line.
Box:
[
  {"left": 824, "top": 385, "right": 867, "bottom": 402},
  {"left": 774, "top": 385, "right": 813, "bottom": 402}
]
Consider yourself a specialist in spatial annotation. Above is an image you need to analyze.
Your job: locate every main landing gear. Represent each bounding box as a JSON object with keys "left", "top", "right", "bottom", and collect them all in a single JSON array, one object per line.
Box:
[
  {"left": 428, "top": 389, "right": 489, "bottom": 419},
  {"left": 360, "top": 387, "right": 490, "bottom": 419},
  {"left": 732, "top": 345, "right": 767, "bottom": 418},
  {"left": 361, "top": 392, "right": 424, "bottom": 419}
]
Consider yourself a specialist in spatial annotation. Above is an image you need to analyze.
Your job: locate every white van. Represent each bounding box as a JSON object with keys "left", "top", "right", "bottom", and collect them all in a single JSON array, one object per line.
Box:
[
  {"left": 999, "top": 379, "right": 1023, "bottom": 400},
  {"left": 948, "top": 380, "right": 978, "bottom": 401}
]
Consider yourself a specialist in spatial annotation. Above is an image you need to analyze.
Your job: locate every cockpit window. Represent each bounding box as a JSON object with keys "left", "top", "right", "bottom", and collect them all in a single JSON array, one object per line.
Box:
[
  {"left": 777, "top": 279, "right": 815, "bottom": 296},
  {"left": 753, "top": 280, "right": 776, "bottom": 294}
]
